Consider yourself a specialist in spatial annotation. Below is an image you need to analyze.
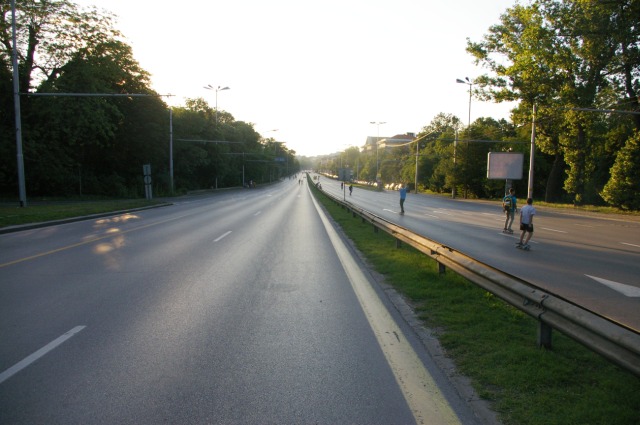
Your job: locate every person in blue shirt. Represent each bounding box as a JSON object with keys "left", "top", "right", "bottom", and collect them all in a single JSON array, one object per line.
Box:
[
  {"left": 502, "top": 188, "right": 517, "bottom": 233},
  {"left": 399, "top": 184, "right": 408, "bottom": 214}
]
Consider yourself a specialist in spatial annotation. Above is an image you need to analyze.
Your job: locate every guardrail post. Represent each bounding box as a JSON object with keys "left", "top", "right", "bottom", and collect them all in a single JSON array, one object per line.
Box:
[
  {"left": 438, "top": 262, "right": 446, "bottom": 275},
  {"left": 396, "top": 239, "right": 402, "bottom": 249},
  {"left": 373, "top": 225, "right": 378, "bottom": 234},
  {"left": 537, "top": 321, "right": 553, "bottom": 349}
]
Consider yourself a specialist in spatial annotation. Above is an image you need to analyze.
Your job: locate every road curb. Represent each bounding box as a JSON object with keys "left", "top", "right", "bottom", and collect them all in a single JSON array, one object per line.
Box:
[{"left": 0, "top": 203, "right": 173, "bottom": 235}]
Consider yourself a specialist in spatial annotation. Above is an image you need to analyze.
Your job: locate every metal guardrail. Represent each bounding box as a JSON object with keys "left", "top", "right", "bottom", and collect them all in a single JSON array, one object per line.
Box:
[{"left": 316, "top": 185, "right": 640, "bottom": 377}]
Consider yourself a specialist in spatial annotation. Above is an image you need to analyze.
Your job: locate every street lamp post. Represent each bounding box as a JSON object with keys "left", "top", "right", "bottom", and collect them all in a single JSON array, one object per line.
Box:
[
  {"left": 528, "top": 104, "right": 536, "bottom": 199},
  {"left": 456, "top": 77, "right": 473, "bottom": 129},
  {"left": 452, "top": 130, "right": 458, "bottom": 198},
  {"left": 456, "top": 77, "right": 473, "bottom": 198},
  {"left": 11, "top": 0, "right": 26, "bottom": 207},
  {"left": 204, "top": 84, "right": 230, "bottom": 124},
  {"left": 169, "top": 108, "right": 174, "bottom": 193},
  {"left": 370, "top": 121, "right": 386, "bottom": 186}
]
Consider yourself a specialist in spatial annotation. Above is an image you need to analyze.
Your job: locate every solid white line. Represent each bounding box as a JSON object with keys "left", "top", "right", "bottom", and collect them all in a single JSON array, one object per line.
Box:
[
  {"left": 424, "top": 214, "right": 439, "bottom": 219},
  {"left": 309, "top": 188, "right": 460, "bottom": 424},
  {"left": 622, "top": 242, "right": 640, "bottom": 248},
  {"left": 541, "top": 227, "right": 567, "bottom": 233},
  {"left": 0, "top": 326, "right": 86, "bottom": 384},
  {"left": 214, "top": 231, "right": 232, "bottom": 242},
  {"left": 253, "top": 211, "right": 262, "bottom": 216}
]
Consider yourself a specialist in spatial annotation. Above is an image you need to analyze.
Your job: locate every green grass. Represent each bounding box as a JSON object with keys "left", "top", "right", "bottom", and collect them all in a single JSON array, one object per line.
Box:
[
  {"left": 534, "top": 201, "right": 640, "bottom": 216},
  {"left": 0, "top": 199, "right": 166, "bottom": 228},
  {"left": 310, "top": 182, "right": 640, "bottom": 425}
]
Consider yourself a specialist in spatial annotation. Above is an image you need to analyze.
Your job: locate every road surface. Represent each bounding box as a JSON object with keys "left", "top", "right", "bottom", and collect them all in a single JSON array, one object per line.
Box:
[
  {"left": 0, "top": 179, "right": 483, "bottom": 424},
  {"left": 323, "top": 177, "right": 640, "bottom": 331}
]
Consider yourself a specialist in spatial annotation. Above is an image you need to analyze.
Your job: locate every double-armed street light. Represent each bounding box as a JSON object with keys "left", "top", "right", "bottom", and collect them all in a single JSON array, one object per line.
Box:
[
  {"left": 456, "top": 77, "right": 473, "bottom": 131},
  {"left": 204, "top": 84, "right": 230, "bottom": 124}
]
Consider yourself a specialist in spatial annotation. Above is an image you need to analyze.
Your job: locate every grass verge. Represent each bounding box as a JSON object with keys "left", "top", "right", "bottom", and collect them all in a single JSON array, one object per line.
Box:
[
  {"left": 310, "top": 182, "right": 640, "bottom": 425},
  {"left": 0, "top": 199, "right": 166, "bottom": 228}
]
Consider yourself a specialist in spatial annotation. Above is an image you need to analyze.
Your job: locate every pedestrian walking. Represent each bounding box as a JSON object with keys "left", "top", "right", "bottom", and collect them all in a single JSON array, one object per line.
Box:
[
  {"left": 502, "top": 188, "right": 517, "bottom": 233},
  {"left": 517, "top": 198, "right": 536, "bottom": 250},
  {"left": 349, "top": 184, "right": 353, "bottom": 196},
  {"left": 399, "top": 184, "right": 408, "bottom": 214}
]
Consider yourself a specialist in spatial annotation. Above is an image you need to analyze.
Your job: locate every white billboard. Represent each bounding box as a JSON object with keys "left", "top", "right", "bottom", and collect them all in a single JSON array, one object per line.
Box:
[{"left": 487, "top": 152, "right": 524, "bottom": 180}]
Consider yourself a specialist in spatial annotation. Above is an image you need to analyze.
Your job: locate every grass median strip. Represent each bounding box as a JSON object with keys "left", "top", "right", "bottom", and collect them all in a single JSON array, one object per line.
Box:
[
  {"left": 310, "top": 182, "right": 640, "bottom": 425},
  {"left": 0, "top": 199, "right": 165, "bottom": 228}
]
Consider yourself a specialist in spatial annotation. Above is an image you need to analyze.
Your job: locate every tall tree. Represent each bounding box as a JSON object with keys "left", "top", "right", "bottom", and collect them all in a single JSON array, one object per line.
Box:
[
  {"left": 601, "top": 130, "right": 640, "bottom": 210},
  {"left": 417, "top": 113, "right": 459, "bottom": 194},
  {"left": 0, "top": 0, "right": 121, "bottom": 92},
  {"left": 467, "top": 0, "right": 639, "bottom": 205},
  {"left": 25, "top": 39, "right": 165, "bottom": 196}
]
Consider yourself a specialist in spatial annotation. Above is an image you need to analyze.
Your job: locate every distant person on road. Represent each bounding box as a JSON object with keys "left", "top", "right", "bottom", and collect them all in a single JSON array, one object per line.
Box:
[
  {"left": 399, "top": 184, "right": 408, "bottom": 214},
  {"left": 349, "top": 184, "right": 353, "bottom": 196},
  {"left": 502, "top": 188, "right": 517, "bottom": 233},
  {"left": 517, "top": 198, "right": 536, "bottom": 249}
]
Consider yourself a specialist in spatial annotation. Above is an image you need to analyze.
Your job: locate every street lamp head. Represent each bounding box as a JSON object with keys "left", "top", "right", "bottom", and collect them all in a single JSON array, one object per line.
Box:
[
  {"left": 456, "top": 78, "right": 466, "bottom": 84},
  {"left": 204, "top": 84, "right": 230, "bottom": 91}
]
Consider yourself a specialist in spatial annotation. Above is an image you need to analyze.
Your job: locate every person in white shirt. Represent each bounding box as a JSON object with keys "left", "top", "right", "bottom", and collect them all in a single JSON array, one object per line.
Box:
[{"left": 517, "top": 198, "right": 536, "bottom": 249}]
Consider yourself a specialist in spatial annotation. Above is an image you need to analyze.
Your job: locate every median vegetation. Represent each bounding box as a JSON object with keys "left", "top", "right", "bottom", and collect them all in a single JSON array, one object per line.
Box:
[
  {"left": 310, "top": 181, "right": 640, "bottom": 425},
  {"left": 0, "top": 199, "right": 165, "bottom": 228}
]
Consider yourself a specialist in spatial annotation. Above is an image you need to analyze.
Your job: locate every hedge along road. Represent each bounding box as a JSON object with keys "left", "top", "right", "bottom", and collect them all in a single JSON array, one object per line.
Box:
[
  {"left": 0, "top": 179, "right": 482, "bottom": 424},
  {"left": 322, "top": 177, "right": 640, "bottom": 332}
]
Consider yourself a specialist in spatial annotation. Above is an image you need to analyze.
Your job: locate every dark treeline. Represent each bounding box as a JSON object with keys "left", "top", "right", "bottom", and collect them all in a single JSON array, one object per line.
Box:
[
  {"left": 2, "top": 1, "right": 639, "bottom": 208},
  {"left": 0, "top": 1, "right": 297, "bottom": 200}
]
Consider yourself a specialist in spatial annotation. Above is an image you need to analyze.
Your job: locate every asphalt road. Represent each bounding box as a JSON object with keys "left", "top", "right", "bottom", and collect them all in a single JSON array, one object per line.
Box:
[
  {"left": 0, "top": 179, "right": 482, "bottom": 424},
  {"left": 323, "top": 177, "right": 640, "bottom": 331}
]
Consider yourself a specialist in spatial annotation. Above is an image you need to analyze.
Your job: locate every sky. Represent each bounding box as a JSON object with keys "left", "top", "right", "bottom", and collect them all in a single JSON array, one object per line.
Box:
[{"left": 74, "top": 0, "right": 520, "bottom": 157}]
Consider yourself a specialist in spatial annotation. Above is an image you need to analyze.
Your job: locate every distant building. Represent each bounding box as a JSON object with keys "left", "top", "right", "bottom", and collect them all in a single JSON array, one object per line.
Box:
[
  {"left": 378, "top": 133, "right": 416, "bottom": 151},
  {"left": 362, "top": 136, "right": 387, "bottom": 153},
  {"left": 362, "top": 133, "right": 416, "bottom": 152}
]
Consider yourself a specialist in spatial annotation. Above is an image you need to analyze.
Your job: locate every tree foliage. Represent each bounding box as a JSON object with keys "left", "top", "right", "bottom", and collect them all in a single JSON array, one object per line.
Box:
[
  {"left": 467, "top": 0, "right": 640, "bottom": 207},
  {"left": 0, "top": 1, "right": 298, "bottom": 199},
  {"left": 601, "top": 130, "right": 640, "bottom": 210},
  {"left": 1, "top": 1, "right": 636, "bottom": 209}
]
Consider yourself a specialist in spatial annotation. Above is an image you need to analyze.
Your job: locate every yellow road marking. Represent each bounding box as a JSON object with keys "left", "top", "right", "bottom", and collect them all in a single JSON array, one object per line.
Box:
[{"left": 0, "top": 215, "right": 185, "bottom": 269}]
